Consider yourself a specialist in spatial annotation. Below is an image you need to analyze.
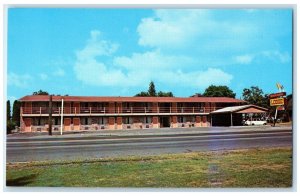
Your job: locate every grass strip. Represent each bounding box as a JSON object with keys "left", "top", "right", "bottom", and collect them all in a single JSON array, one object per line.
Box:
[{"left": 6, "top": 147, "right": 292, "bottom": 188}]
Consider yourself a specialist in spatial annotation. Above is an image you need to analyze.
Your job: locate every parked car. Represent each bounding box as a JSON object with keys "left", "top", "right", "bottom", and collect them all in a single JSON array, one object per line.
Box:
[{"left": 243, "top": 118, "right": 267, "bottom": 126}]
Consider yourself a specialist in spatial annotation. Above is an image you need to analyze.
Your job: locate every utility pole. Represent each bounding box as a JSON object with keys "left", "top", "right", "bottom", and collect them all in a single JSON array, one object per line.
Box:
[{"left": 48, "top": 95, "right": 52, "bottom": 135}]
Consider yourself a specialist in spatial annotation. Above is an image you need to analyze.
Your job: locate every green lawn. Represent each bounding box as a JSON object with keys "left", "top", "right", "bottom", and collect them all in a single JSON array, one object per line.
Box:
[{"left": 6, "top": 147, "right": 292, "bottom": 188}]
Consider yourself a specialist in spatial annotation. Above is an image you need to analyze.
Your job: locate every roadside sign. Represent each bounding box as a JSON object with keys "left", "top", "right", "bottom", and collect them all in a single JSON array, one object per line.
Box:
[
  {"left": 269, "top": 92, "right": 286, "bottom": 99},
  {"left": 270, "top": 98, "right": 285, "bottom": 106}
]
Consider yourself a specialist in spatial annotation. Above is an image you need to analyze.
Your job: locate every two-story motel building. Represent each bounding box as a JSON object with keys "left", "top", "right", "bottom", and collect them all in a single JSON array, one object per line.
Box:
[{"left": 18, "top": 95, "right": 248, "bottom": 132}]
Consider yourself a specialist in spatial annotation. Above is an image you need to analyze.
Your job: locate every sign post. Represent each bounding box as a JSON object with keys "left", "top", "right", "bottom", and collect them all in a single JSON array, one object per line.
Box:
[{"left": 269, "top": 83, "right": 286, "bottom": 127}]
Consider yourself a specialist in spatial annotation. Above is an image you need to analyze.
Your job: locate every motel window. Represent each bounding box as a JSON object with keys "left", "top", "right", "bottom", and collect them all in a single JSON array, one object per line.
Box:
[
  {"left": 145, "top": 117, "right": 152, "bottom": 124},
  {"left": 55, "top": 118, "right": 59, "bottom": 125},
  {"left": 99, "top": 117, "right": 104, "bottom": 125},
  {"left": 178, "top": 116, "right": 184, "bottom": 123},
  {"left": 123, "top": 117, "right": 131, "bottom": 124}
]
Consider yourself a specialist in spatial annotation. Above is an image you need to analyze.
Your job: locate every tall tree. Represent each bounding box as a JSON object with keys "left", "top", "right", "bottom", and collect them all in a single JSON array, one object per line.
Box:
[
  {"left": 135, "top": 81, "right": 173, "bottom": 97},
  {"left": 7, "top": 100, "right": 11, "bottom": 121},
  {"left": 12, "top": 100, "right": 21, "bottom": 127},
  {"left": 135, "top": 91, "right": 149, "bottom": 97},
  {"left": 148, "top": 81, "right": 156, "bottom": 96},
  {"left": 33, "top": 90, "right": 49, "bottom": 95},
  {"left": 242, "top": 86, "right": 269, "bottom": 108},
  {"left": 157, "top": 91, "right": 174, "bottom": 97},
  {"left": 203, "top": 85, "right": 236, "bottom": 98}
]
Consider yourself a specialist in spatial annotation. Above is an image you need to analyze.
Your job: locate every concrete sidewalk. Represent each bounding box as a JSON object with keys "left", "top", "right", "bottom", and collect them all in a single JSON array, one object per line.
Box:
[{"left": 6, "top": 124, "right": 292, "bottom": 139}]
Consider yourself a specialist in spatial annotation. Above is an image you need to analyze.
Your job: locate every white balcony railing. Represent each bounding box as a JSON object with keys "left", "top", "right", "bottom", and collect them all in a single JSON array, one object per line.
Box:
[{"left": 21, "top": 106, "right": 220, "bottom": 115}]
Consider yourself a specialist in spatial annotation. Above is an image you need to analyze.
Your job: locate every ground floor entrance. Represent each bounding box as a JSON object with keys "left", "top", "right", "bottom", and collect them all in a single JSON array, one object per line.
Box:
[{"left": 160, "top": 116, "right": 170, "bottom": 128}]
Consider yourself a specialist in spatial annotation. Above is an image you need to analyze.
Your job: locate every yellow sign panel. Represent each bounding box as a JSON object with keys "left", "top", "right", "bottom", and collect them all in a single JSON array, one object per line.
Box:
[{"left": 270, "top": 98, "right": 284, "bottom": 106}]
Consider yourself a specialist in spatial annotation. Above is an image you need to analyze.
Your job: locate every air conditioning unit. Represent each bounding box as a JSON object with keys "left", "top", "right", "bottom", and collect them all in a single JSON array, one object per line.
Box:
[
  {"left": 181, "top": 124, "right": 185, "bottom": 127},
  {"left": 54, "top": 127, "right": 58, "bottom": 131},
  {"left": 127, "top": 125, "right": 131, "bottom": 129},
  {"left": 37, "top": 128, "right": 41, "bottom": 132},
  {"left": 146, "top": 125, "right": 149, "bottom": 128},
  {"left": 85, "top": 126, "right": 89, "bottom": 130},
  {"left": 101, "top": 125, "right": 105, "bottom": 129},
  {"left": 191, "top": 124, "right": 195, "bottom": 127}
]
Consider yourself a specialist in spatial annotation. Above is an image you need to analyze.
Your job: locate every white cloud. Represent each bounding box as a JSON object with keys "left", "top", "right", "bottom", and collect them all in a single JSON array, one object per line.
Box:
[
  {"left": 39, "top": 73, "right": 48, "bottom": 80},
  {"left": 137, "top": 9, "right": 258, "bottom": 52},
  {"left": 53, "top": 68, "right": 65, "bottom": 77},
  {"left": 154, "top": 68, "right": 233, "bottom": 88},
  {"left": 261, "top": 50, "right": 291, "bottom": 63},
  {"left": 8, "top": 73, "right": 33, "bottom": 88},
  {"left": 74, "top": 30, "right": 136, "bottom": 87},
  {"left": 76, "top": 30, "right": 119, "bottom": 62},
  {"left": 74, "top": 30, "right": 233, "bottom": 89},
  {"left": 234, "top": 54, "right": 254, "bottom": 64},
  {"left": 137, "top": 10, "right": 209, "bottom": 48},
  {"left": 73, "top": 9, "right": 290, "bottom": 93}
]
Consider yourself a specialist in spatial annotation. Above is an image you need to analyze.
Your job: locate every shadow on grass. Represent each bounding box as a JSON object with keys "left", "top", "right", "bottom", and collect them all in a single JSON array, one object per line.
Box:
[{"left": 6, "top": 174, "right": 38, "bottom": 186}]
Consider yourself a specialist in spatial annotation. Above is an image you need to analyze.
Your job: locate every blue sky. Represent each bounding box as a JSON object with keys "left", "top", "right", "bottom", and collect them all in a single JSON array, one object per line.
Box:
[{"left": 7, "top": 8, "right": 293, "bottom": 101}]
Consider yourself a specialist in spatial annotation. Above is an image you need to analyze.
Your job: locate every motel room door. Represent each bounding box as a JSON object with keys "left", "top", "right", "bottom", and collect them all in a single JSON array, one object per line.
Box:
[
  {"left": 160, "top": 116, "right": 170, "bottom": 128},
  {"left": 73, "top": 118, "right": 80, "bottom": 130},
  {"left": 64, "top": 118, "right": 71, "bottom": 131},
  {"left": 24, "top": 118, "right": 32, "bottom": 132}
]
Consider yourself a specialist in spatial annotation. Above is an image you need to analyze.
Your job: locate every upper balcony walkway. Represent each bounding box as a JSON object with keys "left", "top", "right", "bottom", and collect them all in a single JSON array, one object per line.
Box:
[{"left": 21, "top": 106, "right": 222, "bottom": 116}]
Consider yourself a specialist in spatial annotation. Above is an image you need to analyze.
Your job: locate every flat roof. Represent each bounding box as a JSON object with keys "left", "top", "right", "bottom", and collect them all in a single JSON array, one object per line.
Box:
[
  {"left": 211, "top": 105, "right": 268, "bottom": 114},
  {"left": 19, "top": 95, "right": 246, "bottom": 103}
]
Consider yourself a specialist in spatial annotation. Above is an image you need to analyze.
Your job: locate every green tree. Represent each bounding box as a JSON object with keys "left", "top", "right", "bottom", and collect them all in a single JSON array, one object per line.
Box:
[
  {"left": 33, "top": 90, "right": 49, "bottom": 95},
  {"left": 135, "top": 91, "right": 149, "bottom": 97},
  {"left": 157, "top": 91, "right": 174, "bottom": 97},
  {"left": 286, "top": 94, "right": 292, "bottom": 118},
  {"left": 148, "top": 81, "right": 156, "bottom": 96},
  {"left": 242, "top": 86, "right": 269, "bottom": 108},
  {"left": 203, "top": 85, "right": 236, "bottom": 98},
  {"left": 7, "top": 100, "right": 15, "bottom": 134},
  {"left": 135, "top": 81, "right": 174, "bottom": 97},
  {"left": 12, "top": 100, "right": 21, "bottom": 127},
  {"left": 7, "top": 100, "right": 11, "bottom": 121}
]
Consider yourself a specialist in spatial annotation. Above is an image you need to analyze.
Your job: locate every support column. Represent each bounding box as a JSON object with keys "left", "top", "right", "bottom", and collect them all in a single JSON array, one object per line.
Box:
[
  {"left": 152, "top": 102, "right": 158, "bottom": 113},
  {"left": 152, "top": 116, "right": 159, "bottom": 128},
  {"left": 202, "top": 116, "right": 207, "bottom": 127},
  {"left": 171, "top": 102, "right": 177, "bottom": 113},
  {"left": 195, "top": 116, "right": 201, "bottom": 127},
  {"left": 108, "top": 102, "right": 115, "bottom": 113},
  {"left": 171, "top": 116, "right": 178, "bottom": 128}
]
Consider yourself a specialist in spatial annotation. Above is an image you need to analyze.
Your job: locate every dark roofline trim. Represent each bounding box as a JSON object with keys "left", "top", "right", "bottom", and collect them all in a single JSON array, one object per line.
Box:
[{"left": 18, "top": 95, "right": 246, "bottom": 103}]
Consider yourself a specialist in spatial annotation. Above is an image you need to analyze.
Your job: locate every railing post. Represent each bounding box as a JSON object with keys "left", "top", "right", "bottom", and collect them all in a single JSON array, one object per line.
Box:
[
  {"left": 75, "top": 107, "right": 76, "bottom": 114},
  {"left": 193, "top": 107, "right": 194, "bottom": 113},
  {"left": 181, "top": 107, "right": 183, "bottom": 113},
  {"left": 170, "top": 107, "right": 171, "bottom": 113},
  {"left": 40, "top": 107, "right": 41, "bottom": 115},
  {"left": 59, "top": 107, "right": 60, "bottom": 115},
  {"left": 145, "top": 107, "right": 146, "bottom": 113},
  {"left": 131, "top": 107, "right": 133, "bottom": 113},
  {"left": 104, "top": 107, "right": 106, "bottom": 114},
  {"left": 158, "top": 107, "right": 159, "bottom": 113},
  {"left": 118, "top": 107, "right": 119, "bottom": 114},
  {"left": 89, "top": 107, "right": 91, "bottom": 114}
]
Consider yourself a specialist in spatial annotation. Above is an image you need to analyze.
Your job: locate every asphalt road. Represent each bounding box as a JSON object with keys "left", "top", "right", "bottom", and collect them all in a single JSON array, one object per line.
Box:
[{"left": 6, "top": 127, "right": 292, "bottom": 162}]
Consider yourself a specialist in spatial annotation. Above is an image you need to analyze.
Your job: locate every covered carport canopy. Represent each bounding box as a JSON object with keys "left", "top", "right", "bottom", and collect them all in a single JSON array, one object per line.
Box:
[{"left": 210, "top": 105, "right": 268, "bottom": 126}]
